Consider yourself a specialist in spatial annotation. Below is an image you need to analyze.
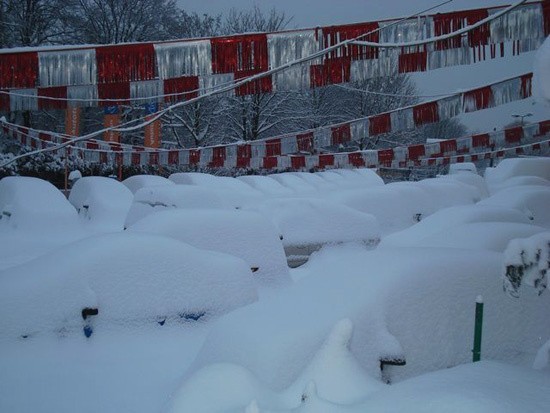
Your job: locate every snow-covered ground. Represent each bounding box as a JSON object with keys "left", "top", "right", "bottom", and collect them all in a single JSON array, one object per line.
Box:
[{"left": 1, "top": 158, "right": 550, "bottom": 413}]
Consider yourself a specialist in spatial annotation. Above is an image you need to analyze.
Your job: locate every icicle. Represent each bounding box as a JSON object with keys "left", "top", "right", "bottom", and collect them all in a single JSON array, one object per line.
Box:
[
  {"left": 251, "top": 141, "right": 266, "bottom": 158},
  {"left": 225, "top": 144, "right": 237, "bottom": 162},
  {"left": 489, "top": 3, "right": 544, "bottom": 44},
  {"left": 331, "top": 124, "right": 351, "bottom": 146},
  {"left": 491, "top": 77, "right": 520, "bottom": 107},
  {"left": 155, "top": 40, "right": 212, "bottom": 80},
  {"left": 38, "top": 49, "right": 96, "bottom": 87},
  {"left": 265, "top": 138, "right": 282, "bottom": 157},
  {"left": 407, "top": 144, "right": 425, "bottom": 160},
  {"left": 362, "top": 150, "right": 377, "bottom": 167},
  {"left": 67, "top": 85, "right": 98, "bottom": 107},
  {"left": 250, "top": 156, "right": 263, "bottom": 170},
  {"left": 268, "top": 31, "right": 319, "bottom": 91},
  {"left": 393, "top": 146, "right": 408, "bottom": 162},
  {"left": 199, "top": 73, "right": 234, "bottom": 97},
  {"left": 291, "top": 155, "right": 306, "bottom": 170},
  {"left": 380, "top": 16, "right": 433, "bottom": 43},
  {"left": 377, "top": 149, "right": 394, "bottom": 167},
  {"left": 492, "top": 130, "right": 506, "bottom": 147},
  {"left": 38, "top": 86, "right": 67, "bottom": 110},
  {"left": 199, "top": 147, "right": 213, "bottom": 166},
  {"left": 428, "top": 47, "right": 471, "bottom": 70},
  {"left": 391, "top": 108, "right": 415, "bottom": 131},
  {"left": 333, "top": 153, "right": 347, "bottom": 168},
  {"left": 306, "top": 155, "right": 319, "bottom": 170},
  {"left": 437, "top": 95, "right": 462, "bottom": 120},
  {"left": 523, "top": 123, "right": 537, "bottom": 141},
  {"left": 297, "top": 132, "right": 314, "bottom": 153},
  {"left": 0, "top": 52, "right": 38, "bottom": 89},
  {"left": 178, "top": 150, "right": 190, "bottom": 166},
  {"left": 130, "top": 80, "right": 162, "bottom": 103},
  {"left": 10, "top": 89, "right": 37, "bottom": 111},
  {"left": 281, "top": 135, "right": 298, "bottom": 155},
  {"left": 369, "top": 113, "right": 392, "bottom": 135},
  {"left": 97, "top": 82, "right": 130, "bottom": 106},
  {"left": 413, "top": 101, "right": 439, "bottom": 126},
  {"left": 463, "top": 86, "right": 493, "bottom": 112},
  {"left": 424, "top": 142, "right": 441, "bottom": 157},
  {"left": 279, "top": 156, "right": 291, "bottom": 170},
  {"left": 351, "top": 118, "right": 369, "bottom": 142},
  {"left": 314, "top": 128, "right": 332, "bottom": 149}
]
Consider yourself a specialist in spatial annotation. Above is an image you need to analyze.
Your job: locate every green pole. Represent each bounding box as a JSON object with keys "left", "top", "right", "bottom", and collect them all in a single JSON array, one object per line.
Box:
[{"left": 472, "top": 295, "right": 484, "bottom": 362}]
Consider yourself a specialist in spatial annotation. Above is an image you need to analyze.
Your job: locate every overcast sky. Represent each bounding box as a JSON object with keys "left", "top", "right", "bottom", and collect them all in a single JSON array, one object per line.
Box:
[
  {"left": 177, "top": 0, "right": 547, "bottom": 132},
  {"left": 178, "top": 0, "right": 512, "bottom": 28}
]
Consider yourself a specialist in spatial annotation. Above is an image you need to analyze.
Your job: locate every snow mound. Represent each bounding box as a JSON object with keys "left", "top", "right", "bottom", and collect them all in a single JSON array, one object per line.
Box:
[
  {"left": 122, "top": 174, "right": 175, "bottom": 194},
  {"left": 317, "top": 169, "right": 384, "bottom": 190},
  {"left": 449, "top": 162, "right": 478, "bottom": 175},
  {"left": 534, "top": 35, "right": 550, "bottom": 105},
  {"left": 489, "top": 176, "right": 550, "bottom": 194},
  {"left": 0, "top": 232, "right": 257, "bottom": 339},
  {"left": 479, "top": 186, "right": 550, "bottom": 228},
  {"left": 380, "top": 204, "right": 531, "bottom": 248},
  {"left": 359, "top": 361, "right": 550, "bottom": 413},
  {"left": 125, "top": 184, "right": 229, "bottom": 227},
  {"left": 438, "top": 172, "right": 490, "bottom": 199},
  {"left": 330, "top": 183, "right": 439, "bottom": 235},
  {"left": 485, "top": 158, "right": 550, "bottom": 187},
  {"left": 289, "top": 172, "right": 338, "bottom": 192},
  {"left": 69, "top": 176, "right": 133, "bottom": 231},
  {"left": 248, "top": 198, "right": 380, "bottom": 247},
  {"left": 417, "top": 177, "right": 482, "bottom": 206},
  {"left": 0, "top": 176, "right": 78, "bottom": 232},
  {"left": 167, "top": 319, "right": 382, "bottom": 413},
  {"left": 397, "top": 222, "right": 546, "bottom": 252},
  {"left": 237, "top": 175, "right": 295, "bottom": 197},
  {"left": 169, "top": 172, "right": 262, "bottom": 208},
  {"left": 128, "top": 209, "right": 290, "bottom": 286},
  {"left": 190, "top": 245, "right": 550, "bottom": 390},
  {"left": 268, "top": 173, "right": 318, "bottom": 195}
]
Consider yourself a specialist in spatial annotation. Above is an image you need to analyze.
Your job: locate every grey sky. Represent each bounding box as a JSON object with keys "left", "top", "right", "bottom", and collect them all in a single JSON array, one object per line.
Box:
[{"left": 178, "top": 0, "right": 547, "bottom": 132}]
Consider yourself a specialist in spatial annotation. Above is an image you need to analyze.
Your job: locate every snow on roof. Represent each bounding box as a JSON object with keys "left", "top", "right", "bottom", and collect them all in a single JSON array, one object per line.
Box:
[
  {"left": 0, "top": 232, "right": 257, "bottom": 339},
  {"left": 485, "top": 158, "right": 550, "bottom": 186},
  {"left": 68, "top": 177, "right": 133, "bottom": 231},
  {"left": 128, "top": 209, "right": 290, "bottom": 286},
  {"left": 236, "top": 175, "right": 295, "bottom": 197},
  {"left": 122, "top": 175, "right": 175, "bottom": 194},
  {"left": 380, "top": 204, "right": 532, "bottom": 248},
  {"left": 479, "top": 186, "right": 550, "bottom": 228},
  {"left": 124, "top": 184, "right": 229, "bottom": 228},
  {"left": 247, "top": 198, "right": 380, "bottom": 246},
  {"left": 0, "top": 176, "right": 78, "bottom": 232},
  {"left": 190, "top": 245, "right": 550, "bottom": 391}
]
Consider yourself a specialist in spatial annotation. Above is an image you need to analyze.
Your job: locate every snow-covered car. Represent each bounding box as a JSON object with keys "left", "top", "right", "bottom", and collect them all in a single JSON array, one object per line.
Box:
[
  {"left": 69, "top": 176, "right": 133, "bottom": 231},
  {"left": 0, "top": 233, "right": 257, "bottom": 339},
  {"left": 0, "top": 176, "right": 79, "bottom": 232},
  {"left": 128, "top": 209, "right": 291, "bottom": 286},
  {"left": 122, "top": 174, "right": 175, "bottom": 194},
  {"left": 124, "top": 184, "right": 229, "bottom": 227},
  {"left": 247, "top": 198, "right": 380, "bottom": 267},
  {"left": 169, "top": 172, "right": 262, "bottom": 208}
]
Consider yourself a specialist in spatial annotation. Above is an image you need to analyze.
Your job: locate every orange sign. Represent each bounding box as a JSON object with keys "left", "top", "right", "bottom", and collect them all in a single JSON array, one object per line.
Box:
[
  {"left": 144, "top": 115, "right": 161, "bottom": 148},
  {"left": 103, "top": 113, "right": 121, "bottom": 143},
  {"left": 65, "top": 107, "right": 81, "bottom": 136}
]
